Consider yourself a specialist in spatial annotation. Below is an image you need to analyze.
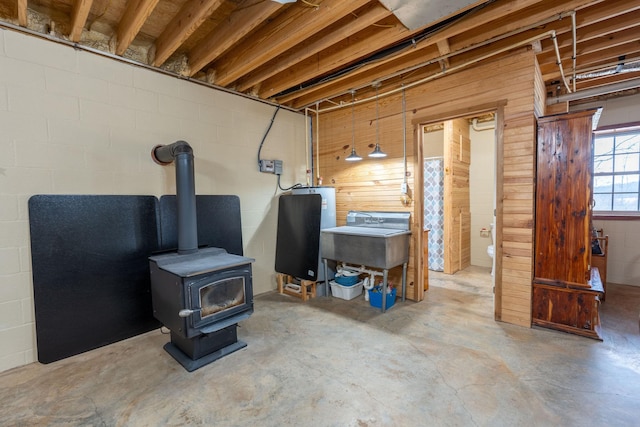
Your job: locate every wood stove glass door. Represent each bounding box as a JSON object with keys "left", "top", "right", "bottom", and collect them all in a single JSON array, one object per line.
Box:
[{"left": 188, "top": 269, "right": 250, "bottom": 329}]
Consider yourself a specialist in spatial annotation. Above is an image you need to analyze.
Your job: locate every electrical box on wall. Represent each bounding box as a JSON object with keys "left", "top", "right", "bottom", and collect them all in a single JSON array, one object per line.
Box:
[{"left": 259, "top": 159, "right": 283, "bottom": 175}]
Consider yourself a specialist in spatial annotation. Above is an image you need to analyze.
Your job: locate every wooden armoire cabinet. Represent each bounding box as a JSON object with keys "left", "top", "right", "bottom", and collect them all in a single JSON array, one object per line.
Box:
[{"left": 532, "top": 109, "right": 604, "bottom": 340}]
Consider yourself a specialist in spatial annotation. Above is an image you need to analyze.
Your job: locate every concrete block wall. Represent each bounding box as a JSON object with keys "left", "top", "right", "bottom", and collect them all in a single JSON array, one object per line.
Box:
[{"left": 0, "top": 29, "right": 307, "bottom": 373}]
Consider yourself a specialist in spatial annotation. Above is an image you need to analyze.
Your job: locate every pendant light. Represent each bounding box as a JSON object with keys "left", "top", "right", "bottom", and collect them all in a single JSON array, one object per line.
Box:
[
  {"left": 369, "top": 83, "right": 387, "bottom": 158},
  {"left": 345, "top": 90, "right": 362, "bottom": 162}
]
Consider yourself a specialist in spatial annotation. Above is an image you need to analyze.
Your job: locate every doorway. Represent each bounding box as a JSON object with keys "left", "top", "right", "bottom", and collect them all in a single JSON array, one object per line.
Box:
[{"left": 421, "top": 113, "right": 497, "bottom": 283}]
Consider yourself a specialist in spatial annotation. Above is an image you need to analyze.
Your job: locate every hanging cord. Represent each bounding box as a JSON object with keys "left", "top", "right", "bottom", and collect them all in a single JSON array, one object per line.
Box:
[
  {"left": 257, "top": 105, "right": 281, "bottom": 168},
  {"left": 276, "top": 174, "right": 303, "bottom": 192}
]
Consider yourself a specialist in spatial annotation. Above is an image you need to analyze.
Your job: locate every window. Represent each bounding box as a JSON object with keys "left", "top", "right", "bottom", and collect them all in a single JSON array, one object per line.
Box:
[{"left": 593, "top": 126, "right": 640, "bottom": 213}]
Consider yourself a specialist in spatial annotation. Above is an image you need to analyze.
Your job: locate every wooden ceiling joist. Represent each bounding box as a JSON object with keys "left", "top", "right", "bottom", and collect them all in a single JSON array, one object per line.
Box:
[
  {"left": 187, "top": 1, "right": 283, "bottom": 78},
  {"left": 212, "top": 0, "right": 370, "bottom": 87},
  {"left": 152, "top": 0, "right": 225, "bottom": 67},
  {"left": 437, "top": 39, "right": 451, "bottom": 70},
  {"left": 1, "top": 0, "right": 639, "bottom": 109},
  {"left": 69, "top": 0, "right": 93, "bottom": 42},
  {"left": 572, "top": 9, "right": 640, "bottom": 44},
  {"left": 114, "top": 0, "right": 160, "bottom": 56},
  {"left": 261, "top": 18, "right": 416, "bottom": 100},
  {"left": 574, "top": 0, "right": 640, "bottom": 29},
  {"left": 17, "top": 0, "right": 27, "bottom": 26},
  {"left": 234, "top": 1, "right": 393, "bottom": 93},
  {"left": 271, "top": 0, "right": 552, "bottom": 104},
  {"left": 541, "top": 42, "right": 640, "bottom": 81}
]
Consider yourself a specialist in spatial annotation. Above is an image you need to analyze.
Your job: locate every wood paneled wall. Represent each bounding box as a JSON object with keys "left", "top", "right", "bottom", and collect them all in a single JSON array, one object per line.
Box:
[{"left": 316, "top": 48, "right": 541, "bottom": 327}]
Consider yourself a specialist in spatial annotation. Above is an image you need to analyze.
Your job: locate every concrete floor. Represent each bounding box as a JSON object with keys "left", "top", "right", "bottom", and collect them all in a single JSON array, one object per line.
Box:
[{"left": 1, "top": 266, "right": 639, "bottom": 426}]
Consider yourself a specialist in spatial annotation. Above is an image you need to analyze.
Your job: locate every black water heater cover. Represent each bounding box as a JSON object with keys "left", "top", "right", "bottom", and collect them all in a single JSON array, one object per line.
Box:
[{"left": 275, "top": 194, "right": 322, "bottom": 281}]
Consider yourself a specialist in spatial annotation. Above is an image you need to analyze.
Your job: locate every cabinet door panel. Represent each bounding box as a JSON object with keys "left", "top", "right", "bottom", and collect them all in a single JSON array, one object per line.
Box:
[{"left": 535, "top": 111, "right": 594, "bottom": 286}]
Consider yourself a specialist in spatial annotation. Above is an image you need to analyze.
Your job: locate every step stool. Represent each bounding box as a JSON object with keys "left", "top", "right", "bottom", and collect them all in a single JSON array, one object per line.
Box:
[{"left": 276, "top": 273, "right": 317, "bottom": 302}]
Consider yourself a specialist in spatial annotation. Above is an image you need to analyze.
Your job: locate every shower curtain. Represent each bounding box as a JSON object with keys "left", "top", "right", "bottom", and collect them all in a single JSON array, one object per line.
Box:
[{"left": 424, "top": 158, "right": 444, "bottom": 271}]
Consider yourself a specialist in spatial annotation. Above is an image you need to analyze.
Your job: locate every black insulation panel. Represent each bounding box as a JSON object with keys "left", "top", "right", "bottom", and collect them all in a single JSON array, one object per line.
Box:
[
  {"left": 28, "top": 195, "right": 161, "bottom": 364},
  {"left": 275, "top": 194, "right": 322, "bottom": 281},
  {"left": 158, "top": 195, "right": 243, "bottom": 256},
  {"left": 28, "top": 194, "right": 246, "bottom": 364}
]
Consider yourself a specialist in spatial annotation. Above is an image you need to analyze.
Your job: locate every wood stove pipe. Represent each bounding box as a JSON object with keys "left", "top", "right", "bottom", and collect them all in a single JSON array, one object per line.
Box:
[{"left": 152, "top": 141, "right": 198, "bottom": 254}]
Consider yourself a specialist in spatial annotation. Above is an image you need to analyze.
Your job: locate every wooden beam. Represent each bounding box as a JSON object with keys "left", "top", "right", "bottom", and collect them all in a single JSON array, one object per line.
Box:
[
  {"left": 574, "top": 8, "right": 640, "bottom": 45},
  {"left": 152, "top": 0, "right": 225, "bottom": 67},
  {"left": 17, "top": 0, "right": 27, "bottom": 27},
  {"left": 235, "top": 2, "right": 392, "bottom": 92},
  {"left": 450, "top": 0, "right": 589, "bottom": 51},
  {"left": 212, "top": 0, "right": 371, "bottom": 87},
  {"left": 266, "top": 0, "right": 546, "bottom": 103},
  {"left": 541, "top": 42, "right": 640, "bottom": 81},
  {"left": 69, "top": 0, "right": 94, "bottom": 42},
  {"left": 280, "top": 46, "right": 441, "bottom": 108},
  {"left": 538, "top": 25, "right": 640, "bottom": 67},
  {"left": 262, "top": 17, "right": 417, "bottom": 101},
  {"left": 188, "top": 1, "right": 282, "bottom": 77},
  {"left": 437, "top": 39, "right": 451, "bottom": 70},
  {"left": 114, "top": 0, "right": 160, "bottom": 56}
]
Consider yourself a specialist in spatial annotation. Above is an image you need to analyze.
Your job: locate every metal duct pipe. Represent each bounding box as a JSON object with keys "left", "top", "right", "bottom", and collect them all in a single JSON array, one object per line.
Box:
[
  {"left": 152, "top": 141, "right": 198, "bottom": 254},
  {"left": 546, "top": 76, "right": 640, "bottom": 105}
]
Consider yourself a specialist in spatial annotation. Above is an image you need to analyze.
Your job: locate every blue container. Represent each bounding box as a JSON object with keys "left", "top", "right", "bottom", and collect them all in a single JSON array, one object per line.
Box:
[
  {"left": 334, "top": 275, "right": 359, "bottom": 286},
  {"left": 369, "top": 286, "right": 396, "bottom": 309}
]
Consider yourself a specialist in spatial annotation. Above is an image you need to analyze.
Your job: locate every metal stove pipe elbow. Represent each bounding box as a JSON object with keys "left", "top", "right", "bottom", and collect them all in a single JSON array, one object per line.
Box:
[
  {"left": 152, "top": 140, "right": 193, "bottom": 165},
  {"left": 151, "top": 140, "right": 198, "bottom": 255}
]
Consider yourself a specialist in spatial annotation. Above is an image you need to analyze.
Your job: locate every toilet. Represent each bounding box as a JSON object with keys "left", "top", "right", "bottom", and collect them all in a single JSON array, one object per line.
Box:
[{"left": 487, "top": 223, "right": 495, "bottom": 276}]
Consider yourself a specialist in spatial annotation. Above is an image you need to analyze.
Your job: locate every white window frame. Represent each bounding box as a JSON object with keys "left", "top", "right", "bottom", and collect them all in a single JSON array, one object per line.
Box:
[{"left": 592, "top": 124, "right": 640, "bottom": 218}]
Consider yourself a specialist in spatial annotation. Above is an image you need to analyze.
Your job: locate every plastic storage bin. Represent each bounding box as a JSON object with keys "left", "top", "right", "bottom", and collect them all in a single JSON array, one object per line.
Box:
[
  {"left": 334, "top": 275, "right": 360, "bottom": 286},
  {"left": 369, "top": 286, "right": 396, "bottom": 309},
  {"left": 330, "top": 280, "right": 363, "bottom": 300}
]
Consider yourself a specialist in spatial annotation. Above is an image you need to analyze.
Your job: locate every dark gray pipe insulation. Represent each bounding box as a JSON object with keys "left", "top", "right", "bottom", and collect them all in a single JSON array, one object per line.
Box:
[{"left": 152, "top": 141, "right": 198, "bottom": 254}]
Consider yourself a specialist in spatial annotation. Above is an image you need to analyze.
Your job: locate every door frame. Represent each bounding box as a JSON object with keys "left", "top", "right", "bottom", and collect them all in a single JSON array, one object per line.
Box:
[{"left": 412, "top": 101, "right": 505, "bottom": 321}]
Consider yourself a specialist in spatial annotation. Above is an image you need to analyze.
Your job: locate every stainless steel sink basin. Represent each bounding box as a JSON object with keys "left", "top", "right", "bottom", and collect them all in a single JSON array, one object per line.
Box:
[
  {"left": 320, "top": 211, "right": 412, "bottom": 312},
  {"left": 320, "top": 226, "right": 410, "bottom": 269}
]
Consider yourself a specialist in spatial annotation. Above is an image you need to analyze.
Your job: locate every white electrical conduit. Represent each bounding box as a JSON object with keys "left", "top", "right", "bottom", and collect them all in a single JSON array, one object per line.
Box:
[
  {"left": 552, "top": 32, "right": 572, "bottom": 94},
  {"left": 571, "top": 11, "right": 577, "bottom": 93},
  {"left": 304, "top": 107, "right": 311, "bottom": 186},
  {"left": 318, "top": 29, "right": 570, "bottom": 114},
  {"left": 402, "top": 87, "right": 408, "bottom": 188},
  {"left": 315, "top": 102, "right": 320, "bottom": 185}
]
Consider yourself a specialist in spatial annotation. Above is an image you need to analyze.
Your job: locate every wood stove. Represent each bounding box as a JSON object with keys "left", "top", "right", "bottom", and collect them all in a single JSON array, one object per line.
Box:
[
  {"left": 149, "top": 141, "right": 254, "bottom": 371},
  {"left": 149, "top": 247, "right": 253, "bottom": 371}
]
